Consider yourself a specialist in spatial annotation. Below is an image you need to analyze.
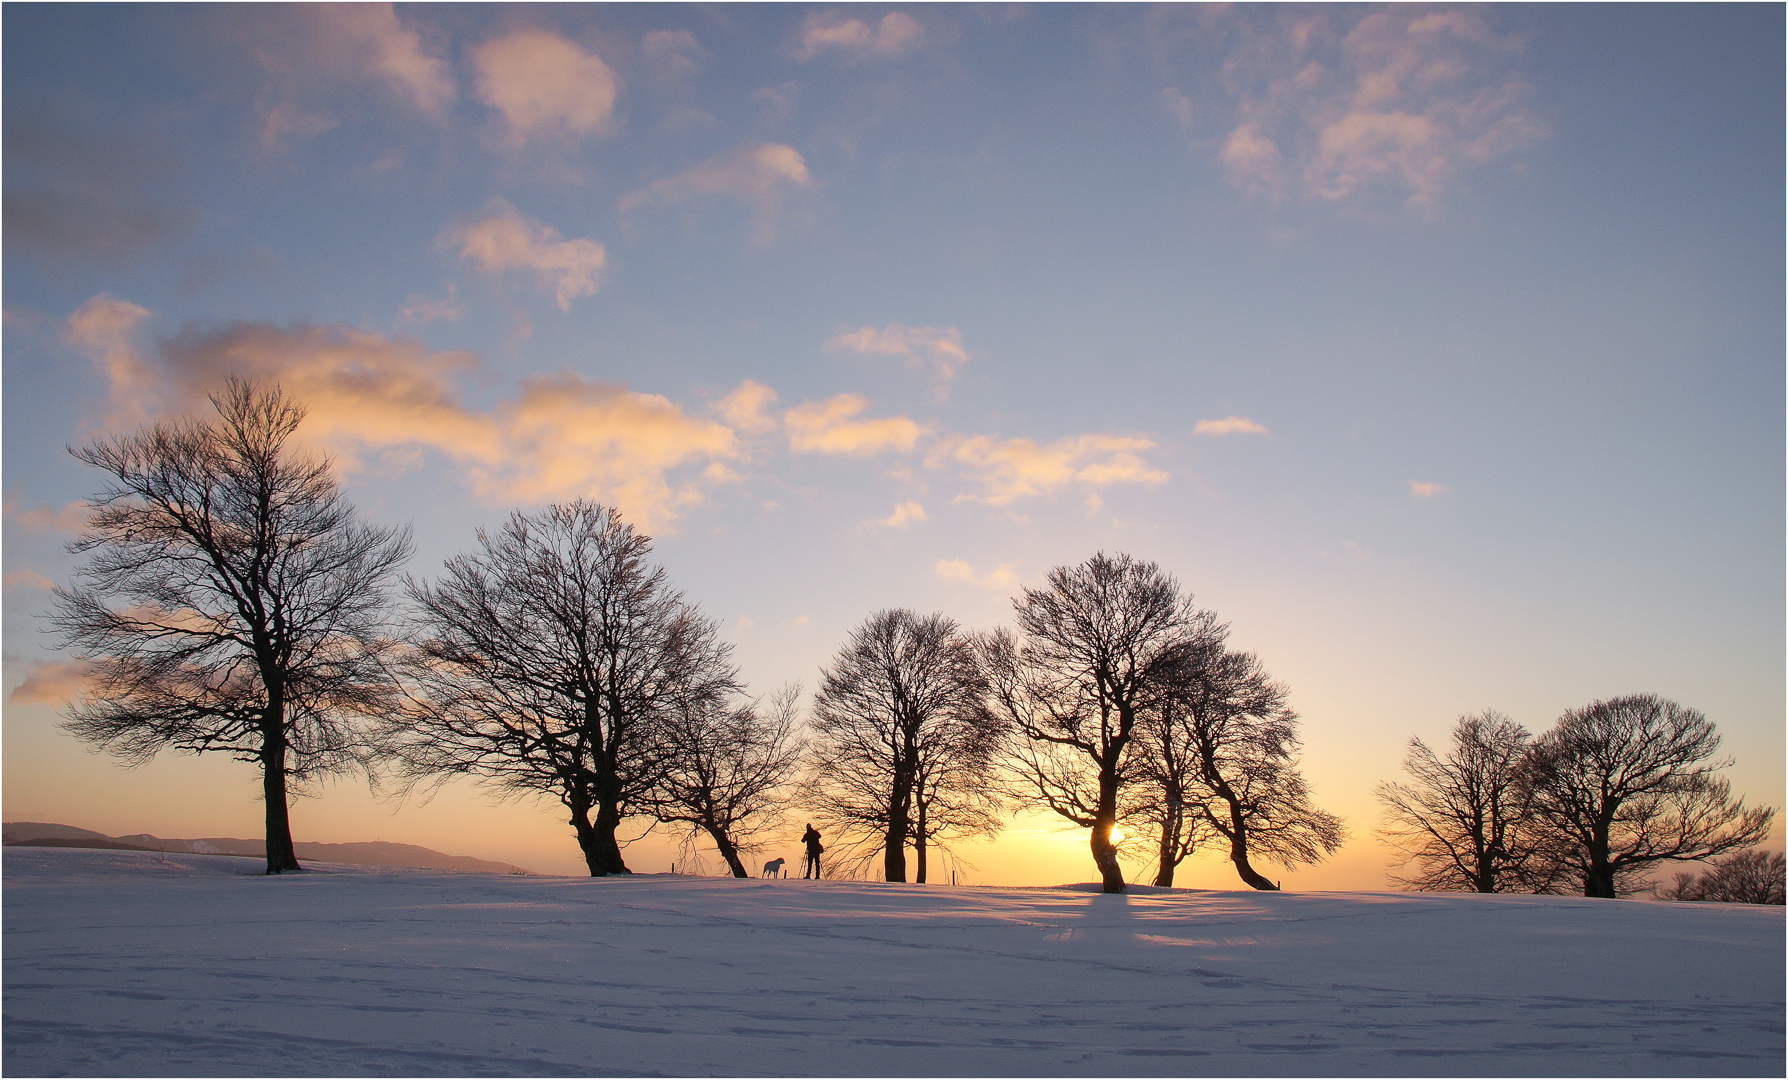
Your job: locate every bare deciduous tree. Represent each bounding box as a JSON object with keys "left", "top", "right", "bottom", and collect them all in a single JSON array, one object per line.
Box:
[
  {"left": 1658, "top": 849, "right": 1785, "bottom": 905},
  {"left": 653, "top": 685, "right": 803, "bottom": 878},
  {"left": 984, "top": 553, "right": 1221, "bottom": 893},
  {"left": 391, "top": 502, "right": 738, "bottom": 876},
  {"left": 1527, "top": 694, "right": 1775, "bottom": 898},
  {"left": 1140, "top": 649, "right": 1342, "bottom": 890},
  {"left": 54, "top": 379, "right": 411, "bottom": 874},
  {"left": 1376, "top": 712, "right": 1564, "bottom": 893},
  {"left": 804, "top": 610, "right": 997, "bottom": 883}
]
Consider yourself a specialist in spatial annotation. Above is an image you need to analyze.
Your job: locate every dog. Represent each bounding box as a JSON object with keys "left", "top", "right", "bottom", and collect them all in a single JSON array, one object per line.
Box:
[{"left": 762, "top": 858, "right": 786, "bottom": 878}]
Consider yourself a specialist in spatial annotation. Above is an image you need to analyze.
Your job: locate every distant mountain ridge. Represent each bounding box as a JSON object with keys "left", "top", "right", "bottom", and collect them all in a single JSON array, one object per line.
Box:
[{"left": 3, "top": 822, "right": 534, "bottom": 875}]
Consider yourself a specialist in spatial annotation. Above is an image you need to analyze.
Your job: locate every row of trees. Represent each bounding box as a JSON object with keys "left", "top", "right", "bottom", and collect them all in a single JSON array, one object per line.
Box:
[
  {"left": 53, "top": 381, "right": 1345, "bottom": 891},
  {"left": 1377, "top": 703, "right": 1776, "bottom": 898}
]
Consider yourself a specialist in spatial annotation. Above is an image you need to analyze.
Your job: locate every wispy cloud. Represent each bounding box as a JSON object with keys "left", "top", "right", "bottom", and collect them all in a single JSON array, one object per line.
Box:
[
  {"left": 934, "top": 558, "right": 1018, "bottom": 590},
  {"left": 713, "top": 380, "right": 780, "bottom": 436},
  {"left": 1214, "top": 8, "right": 1545, "bottom": 212},
  {"left": 826, "top": 323, "right": 970, "bottom": 397},
  {"left": 399, "top": 285, "right": 463, "bottom": 325},
  {"left": 642, "top": 30, "right": 705, "bottom": 80},
  {"left": 442, "top": 201, "right": 607, "bottom": 312},
  {"left": 7, "top": 658, "right": 99, "bottom": 706},
  {"left": 473, "top": 28, "right": 618, "bottom": 146},
  {"left": 617, "top": 142, "right": 812, "bottom": 242},
  {"left": 796, "top": 12, "right": 922, "bottom": 61},
  {"left": 931, "top": 433, "right": 1168, "bottom": 505},
  {"left": 1193, "top": 415, "right": 1270, "bottom": 437},
  {"left": 245, "top": 4, "right": 454, "bottom": 150},
  {"left": 874, "top": 501, "right": 927, "bottom": 529},
  {"left": 3, "top": 493, "right": 90, "bottom": 535},
  {"left": 785, "top": 394, "right": 925, "bottom": 457},
  {"left": 1408, "top": 480, "right": 1449, "bottom": 499},
  {"left": 62, "top": 299, "right": 750, "bottom": 530}
]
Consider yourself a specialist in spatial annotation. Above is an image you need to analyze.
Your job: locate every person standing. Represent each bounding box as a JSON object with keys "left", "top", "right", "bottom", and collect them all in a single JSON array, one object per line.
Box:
[{"left": 801, "top": 824, "right": 824, "bottom": 879}]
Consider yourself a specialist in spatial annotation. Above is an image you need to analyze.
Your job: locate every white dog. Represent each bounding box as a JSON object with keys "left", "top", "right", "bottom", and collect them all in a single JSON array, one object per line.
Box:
[{"left": 762, "top": 858, "right": 786, "bottom": 878}]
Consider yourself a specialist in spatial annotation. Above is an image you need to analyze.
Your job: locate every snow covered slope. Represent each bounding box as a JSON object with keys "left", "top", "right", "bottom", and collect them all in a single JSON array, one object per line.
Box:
[{"left": 3, "top": 847, "right": 1781, "bottom": 1077}]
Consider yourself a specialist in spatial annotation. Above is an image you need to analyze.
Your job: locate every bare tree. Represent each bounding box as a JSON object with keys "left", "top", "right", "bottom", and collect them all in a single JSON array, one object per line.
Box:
[
  {"left": 391, "top": 502, "right": 738, "bottom": 876},
  {"left": 804, "top": 609, "right": 996, "bottom": 883},
  {"left": 652, "top": 685, "right": 803, "bottom": 877},
  {"left": 1138, "top": 649, "right": 1342, "bottom": 890},
  {"left": 1658, "top": 849, "right": 1786, "bottom": 905},
  {"left": 1376, "top": 712, "right": 1564, "bottom": 893},
  {"left": 983, "top": 553, "right": 1221, "bottom": 893},
  {"left": 1527, "top": 694, "right": 1776, "bottom": 898},
  {"left": 54, "top": 379, "right": 411, "bottom": 874}
]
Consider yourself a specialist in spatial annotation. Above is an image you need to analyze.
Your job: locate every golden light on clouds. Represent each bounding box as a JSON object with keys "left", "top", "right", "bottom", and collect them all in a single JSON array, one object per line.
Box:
[
  {"left": 443, "top": 201, "right": 608, "bottom": 311},
  {"left": 472, "top": 28, "right": 618, "bottom": 144}
]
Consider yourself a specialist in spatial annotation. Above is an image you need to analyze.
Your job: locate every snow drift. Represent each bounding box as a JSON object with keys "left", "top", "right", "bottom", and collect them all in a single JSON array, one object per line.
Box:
[{"left": 3, "top": 847, "right": 1781, "bottom": 1077}]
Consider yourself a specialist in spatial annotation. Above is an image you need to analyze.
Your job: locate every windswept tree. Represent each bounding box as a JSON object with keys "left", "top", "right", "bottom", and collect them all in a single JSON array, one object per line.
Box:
[
  {"left": 1135, "top": 648, "right": 1342, "bottom": 890},
  {"left": 805, "top": 609, "right": 998, "bottom": 883},
  {"left": 54, "top": 379, "right": 411, "bottom": 874},
  {"left": 1658, "top": 849, "right": 1786, "bottom": 905},
  {"left": 391, "top": 502, "right": 738, "bottom": 876},
  {"left": 1376, "top": 712, "right": 1563, "bottom": 893},
  {"left": 983, "top": 553, "right": 1222, "bottom": 893},
  {"left": 1527, "top": 694, "right": 1776, "bottom": 898},
  {"left": 652, "top": 684, "right": 803, "bottom": 878}
]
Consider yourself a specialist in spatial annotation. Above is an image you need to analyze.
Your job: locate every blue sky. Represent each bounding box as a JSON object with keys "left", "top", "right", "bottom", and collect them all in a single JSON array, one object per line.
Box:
[{"left": 5, "top": 3, "right": 1781, "bottom": 883}]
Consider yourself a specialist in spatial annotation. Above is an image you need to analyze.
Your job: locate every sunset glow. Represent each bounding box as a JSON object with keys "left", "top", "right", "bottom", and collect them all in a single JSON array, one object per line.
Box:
[{"left": 4, "top": 4, "right": 1781, "bottom": 888}]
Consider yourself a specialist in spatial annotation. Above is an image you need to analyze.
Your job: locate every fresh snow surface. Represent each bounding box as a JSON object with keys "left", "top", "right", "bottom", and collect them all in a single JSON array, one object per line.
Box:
[{"left": 4, "top": 848, "right": 1782, "bottom": 1077}]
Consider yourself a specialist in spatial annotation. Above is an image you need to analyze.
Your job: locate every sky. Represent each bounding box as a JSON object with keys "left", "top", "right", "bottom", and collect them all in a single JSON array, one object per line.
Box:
[{"left": 4, "top": 3, "right": 1782, "bottom": 886}]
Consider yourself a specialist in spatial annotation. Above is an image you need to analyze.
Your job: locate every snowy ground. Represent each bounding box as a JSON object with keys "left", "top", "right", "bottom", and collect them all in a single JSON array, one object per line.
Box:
[{"left": 4, "top": 848, "right": 1781, "bottom": 1077}]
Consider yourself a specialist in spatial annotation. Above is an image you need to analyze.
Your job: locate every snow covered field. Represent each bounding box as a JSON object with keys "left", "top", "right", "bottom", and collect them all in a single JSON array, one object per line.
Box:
[{"left": 4, "top": 848, "right": 1781, "bottom": 1077}]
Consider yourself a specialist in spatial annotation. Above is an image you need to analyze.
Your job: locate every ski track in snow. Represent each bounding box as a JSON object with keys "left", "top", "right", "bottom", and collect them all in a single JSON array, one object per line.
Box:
[{"left": 4, "top": 848, "right": 1782, "bottom": 1077}]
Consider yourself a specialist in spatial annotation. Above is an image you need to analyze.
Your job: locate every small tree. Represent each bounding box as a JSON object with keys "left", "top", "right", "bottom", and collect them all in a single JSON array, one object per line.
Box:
[
  {"left": 804, "top": 610, "right": 997, "bottom": 882},
  {"left": 984, "top": 553, "right": 1221, "bottom": 893},
  {"left": 1658, "top": 849, "right": 1786, "bottom": 905},
  {"left": 393, "top": 501, "right": 738, "bottom": 876},
  {"left": 653, "top": 685, "right": 803, "bottom": 878},
  {"left": 1527, "top": 695, "right": 1775, "bottom": 898},
  {"left": 54, "top": 379, "right": 411, "bottom": 874},
  {"left": 1376, "top": 712, "right": 1564, "bottom": 893},
  {"left": 1142, "top": 648, "right": 1342, "bottom": 890}
]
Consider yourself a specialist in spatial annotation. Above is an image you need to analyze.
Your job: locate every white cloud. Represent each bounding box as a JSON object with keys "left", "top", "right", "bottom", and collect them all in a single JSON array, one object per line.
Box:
[
  {"left": 1408, "top": 480, "right": 1449, "bottom": 499},
  {"left": 797, "top": 12, "right": 922, "bottom": 61},
  {"left": 785, "top": 395, "right": 925, "bottom": 457},
  {"left": 875, "top": 501, "right": 927, "bottom": 529},
  {"left": 1214, "top": 8, "right": 1545, "bottom": 212},
  {"left": 472, "top": 29, "right": 618, "bottom": 145},
  {"left": 442, "top": 201, "right": 607, "bottom": 312},
  {"left": 826, "top": 323, "right": 970, "bottom": 397},
  {"left": 1193, "top": 416, "right": 1271, "bottom": 437},
  {"left": 617, "top": 142, "right": 812, "bottom": 242},
  {"left": 933, "top": 558, "right": 1018, "bottom": 590},
  {"left": 932, "top": 433, "right": 1168, "bottom": 505}
]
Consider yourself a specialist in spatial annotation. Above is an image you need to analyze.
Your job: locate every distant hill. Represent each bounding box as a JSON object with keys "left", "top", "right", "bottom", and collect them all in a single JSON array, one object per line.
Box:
[{"left": 3, "top": 822, "right": 534, "bottom": 875}]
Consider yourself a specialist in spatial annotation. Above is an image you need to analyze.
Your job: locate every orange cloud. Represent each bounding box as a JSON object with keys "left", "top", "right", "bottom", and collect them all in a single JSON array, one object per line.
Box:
[
  {"left": 443, "top": 201, "right": 607, "bottom": 311},
  {"left": 713, "top": 379, "right": 780, "bottom": 435},
  {"left": 3, "top": 570, "right": 57, "bottom": 592},
  {"left": 874, "top": 501, "right": 927, "bottom": 529},
  {"left": 934, "top": 557, "right": 1018, "bottom": 590},
  {"left": 827, "top": 323, "right": 970, "bottom": 396},
  {"left": 63, "top": 295, "right": 154, "bottom": 428},
  {"left": 62, "top": 299, "right": 746, "bottom": 531},
  {"left": 932, "top": 433, "right": 1168, "bottom": 505},
  {"left": 785, "top": 395, "right": 925, "bottom": 457},
  {"left": 473, "top": 29, "right": 618, "bottom": 145},
  {"left": 1193, "top": 416, "right": 1271, "bottom": 436},
  {"left": 7, "top": 658, "right": 99, "bottom": 706},
  {"left": 617, "top": 142, "right": 812, "bottom": 242},
  {"left": 797, "top": 12, "right": 922, "bottom": 60},
  {"left": 1408, "top": 480, "right": 1450, "bottom": 499},
  {"left": 4, "top": 493, "right": 90, "bottom": 535}
]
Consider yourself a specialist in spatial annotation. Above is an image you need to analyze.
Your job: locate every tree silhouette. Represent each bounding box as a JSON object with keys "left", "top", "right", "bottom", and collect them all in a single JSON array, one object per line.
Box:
[
  {"left": 984, "top": 553, "right": 1221, "bottom": 893},
  {"left": 1377, "top": 712, "right": 1564, "bottom": 893},
  {"left": 393, "top": 501, "right": 737, "bottom": 876},
  {"left": 55, "top": 379, "right": 410, "bottom": 874},
  {"left": 653, "top": 685, "right": 803, "bottom": 878},
  {"left": 1527, "top": 695, "right": 1775, "bottom": 898}
]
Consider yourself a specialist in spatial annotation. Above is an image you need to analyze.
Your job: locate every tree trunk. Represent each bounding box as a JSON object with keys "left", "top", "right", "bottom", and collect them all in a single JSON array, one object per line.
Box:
[
  {"left": 884, "top": 769, "right": 912, "bottom": 883},
  {"left": 260, "top": 722, "right": 302, "bottom": 875},
  {"left": 914, "top": 798, "right": 928, "bottom": 884},
  {"left": 1583, "top": 861, "right": 1617, "bottom": 898},
  {"left": 1214, "top": 784, "right": 1277, "bottom": 891},
  {"left": 1093, "top": 753, "right": 1126, "bottom": 893},
  {"left": 589, "top": 796, "right": 632, "bottom": 875},
  {"left": 568, "top": 796, "right": 608, "bottom": 877},
  {"left": 706, "top": 822, "right": 748, "bottom": 878},
  {"left": 1152, "top": 788, "right": 1183, "bottom": 887}
]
